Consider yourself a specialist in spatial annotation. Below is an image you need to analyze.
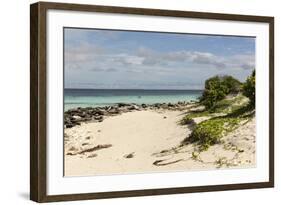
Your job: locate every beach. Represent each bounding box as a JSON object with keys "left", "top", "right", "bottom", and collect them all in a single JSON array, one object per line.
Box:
[{"left": 64, "top": 104, "right": 255, "bottom": 176}]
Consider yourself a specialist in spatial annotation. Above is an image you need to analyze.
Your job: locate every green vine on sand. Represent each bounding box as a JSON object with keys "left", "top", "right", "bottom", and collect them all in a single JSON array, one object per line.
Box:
[{"left": 181, "top": 94, "right": 255, "bottom": 151}]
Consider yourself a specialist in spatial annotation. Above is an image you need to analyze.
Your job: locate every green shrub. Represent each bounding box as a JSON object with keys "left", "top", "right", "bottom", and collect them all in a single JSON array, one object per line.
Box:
[
  {"left": 242, "top": 70, "right": 255, "bottom": 106},
  {"left": 210, "top": 94, "right": 245, "bottom": 114},
  {"left": 221, "top": 76, "right": 242, "bottom": 94},
  {"left": 188, "top": 117, "right": 240, "bottom": 151},
  {"left": 183, "top": 103, "right": 253, "bottom": 151},
  {"left": 200, "top": 75, "right": 241, "bottom": 109},
  {"left": 180, "top": 116, "right": 194, "bottom": 125}
]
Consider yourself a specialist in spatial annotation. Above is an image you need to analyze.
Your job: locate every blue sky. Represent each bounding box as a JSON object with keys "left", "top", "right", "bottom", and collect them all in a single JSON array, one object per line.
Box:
[{"left": 64, "top": 28, "right": 255, "bottom": 89}]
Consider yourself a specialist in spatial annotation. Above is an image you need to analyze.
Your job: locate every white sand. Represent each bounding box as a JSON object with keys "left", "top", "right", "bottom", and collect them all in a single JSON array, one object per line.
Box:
[{"left": 64, "top": 110, "right": 255, "bottom": 177}]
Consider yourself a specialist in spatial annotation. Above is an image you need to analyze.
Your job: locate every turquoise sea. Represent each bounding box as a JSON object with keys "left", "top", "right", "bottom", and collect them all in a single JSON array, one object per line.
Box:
[{"left": 64, "top": 89, "right": 203, "bottom": 110}]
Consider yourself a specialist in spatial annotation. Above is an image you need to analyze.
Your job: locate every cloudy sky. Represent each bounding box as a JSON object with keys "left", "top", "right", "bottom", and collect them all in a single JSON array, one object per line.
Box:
[{"left": 64, "top": 28, "right": 255, "bottom": 90}]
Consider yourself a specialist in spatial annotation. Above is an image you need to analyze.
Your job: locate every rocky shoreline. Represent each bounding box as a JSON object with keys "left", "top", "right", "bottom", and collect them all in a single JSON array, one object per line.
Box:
[{"left": 64, "top": 101, "right": 196, "bottom": 129}]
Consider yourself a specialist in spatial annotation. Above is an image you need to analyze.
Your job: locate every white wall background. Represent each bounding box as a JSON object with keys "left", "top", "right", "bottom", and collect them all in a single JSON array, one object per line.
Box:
[{"left": 0, "top": 0, "right": 279, "bottom": 204}]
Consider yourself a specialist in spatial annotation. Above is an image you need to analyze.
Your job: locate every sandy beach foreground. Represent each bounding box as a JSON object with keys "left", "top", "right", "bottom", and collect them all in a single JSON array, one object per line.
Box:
[{"left": 64, "top": 108, "right": 255, "bottom": 177}]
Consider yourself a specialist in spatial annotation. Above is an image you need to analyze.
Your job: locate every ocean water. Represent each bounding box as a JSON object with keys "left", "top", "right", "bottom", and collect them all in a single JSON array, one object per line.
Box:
[{"left": 64, "top": 89, "right": 203, "bottom": 110}]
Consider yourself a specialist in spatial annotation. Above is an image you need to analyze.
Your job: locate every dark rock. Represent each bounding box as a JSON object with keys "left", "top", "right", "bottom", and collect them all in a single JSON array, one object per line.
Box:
[
  {"left": 178, "top": 101, "right": 186, "bottom": 105},
  {"left": 128, "top": 106, "right": 134, "bottom": 110},
  {"left": 83, "top": 117, "right": 92, "bottom": 121},
  {"left": 64, "top": 118, "right": 71, "bottom": 124},
  {"left": 108, "top": 108, "right": 120, "bottom": 114},
  {"left": 74, "top": 122, "right": 81, "bottom": 126},
  {"left": 65, "top": 124, "right": 74, "bottom": 128},
  {"left": 70, "top": 118, "right": 82, "bottom": 124},
  {"left": 168, "top": 103, "right": 174, "bottom": 107},
  {"left": 94, "top": 116, "right": 103, "bottom": 121},
  {"left": 128, "top": 104, "right": 140, "bottom": 110},
  {"left": 117, "top": 103, "right": 130, "bottom": 107},
  {"left": 72, "top": 115, "right": 82, "bottom": 120},
  {"left": 108, "top": 110, "right": 117, "bottom": 115},
  {"left": 69, "top": 116, "right": 75, "bottom": 121},
  {"left": 106, "top": 106, "right": 113, "bottom": 111},
  {"left": 161, "top": 104, "right": 169, "bottom": 109},
  {"left": 153, "top": 103, "right": 161, "bottom": 108},
  {"left": 141, "top": 104, "right": 147, "bottom": 108},
  {"left": 72, "top": 112, "right": 81, "bottom": 117},
  {"left": 94, "top": 109, "right": 105, "bottom": 115},
  {"left": 86, "top": 109, "right": 94, "bottom": 114},
  {"left": 78, "top": 112, "right": 86, "bottom": 118}
]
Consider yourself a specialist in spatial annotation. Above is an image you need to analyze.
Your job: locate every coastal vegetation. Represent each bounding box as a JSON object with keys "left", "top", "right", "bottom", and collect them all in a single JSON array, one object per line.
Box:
[
  {"left": 181, "top": 70, "right": 255, "bottom": 151},
  {"left": 200, "top": 75, "right": 242, "bottom": 110},
  {"left": 242, "top": 70, "right": 256, "bottom": 106}
]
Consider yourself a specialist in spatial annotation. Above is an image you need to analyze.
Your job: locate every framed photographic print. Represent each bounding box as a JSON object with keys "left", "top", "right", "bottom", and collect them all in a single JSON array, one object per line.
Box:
[{"left": 30, "top": 1, "right": 274, "bottom": 202}]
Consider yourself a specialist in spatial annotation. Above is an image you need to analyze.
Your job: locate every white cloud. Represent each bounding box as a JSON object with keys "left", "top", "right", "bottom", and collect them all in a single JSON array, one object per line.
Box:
[
  {"left": 65, "top": 43, "right": 255, "bottom": 74},
  {"left": 240, "top": 62, "right": 255, "bottom": 70},
  {"left": 227, "top": 54, "right": 255, "bottom": 70},
  {"left": 65, "top": 43, "right": 104, "bottom": 64},
  {"left": 133, "top": 47, "right": 227, "bottom": 69}
]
